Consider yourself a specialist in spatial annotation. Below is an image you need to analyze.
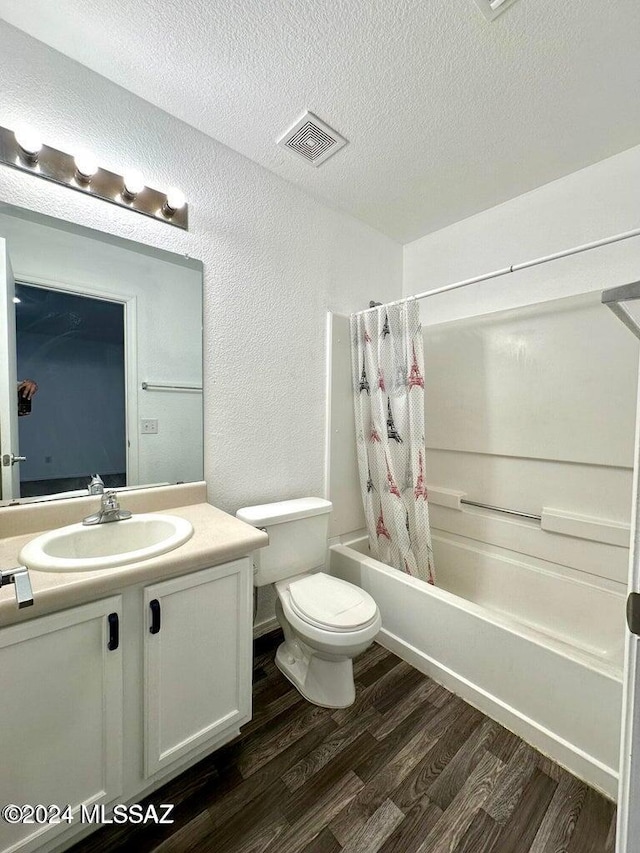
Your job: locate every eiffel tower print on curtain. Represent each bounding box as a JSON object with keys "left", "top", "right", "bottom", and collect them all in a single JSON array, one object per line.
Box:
[
  {"left": 359, "top": 358, "right": 370, "bottom": 394},
  {"left": 350, "top": 299, "right": 435, "bottom": 585},
  {"left": 386, "top": 397, "right": 402, "bottom": 443},
  {"left": 408, "top": 343, "right": 424, "bottom": 388}
]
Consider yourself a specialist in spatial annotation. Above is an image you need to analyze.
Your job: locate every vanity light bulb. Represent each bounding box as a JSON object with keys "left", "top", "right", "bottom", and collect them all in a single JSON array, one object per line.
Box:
[
  {"left": 164, "top": 187, "right": 186, "bottom": 213},
  {"left": 74, "top": 151, "right": 99, "bottom": 180},
  {"left": 14, "top": 124, "right": 42, "bottom": 158},
  {"left": 123, "top": 169, "right": 145, "bottom": 198}
]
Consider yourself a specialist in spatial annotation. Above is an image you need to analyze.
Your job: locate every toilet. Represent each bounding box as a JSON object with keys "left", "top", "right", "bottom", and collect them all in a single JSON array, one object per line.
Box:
[{"left": 236, "top": 497, "right": 381, "bottom": 708}]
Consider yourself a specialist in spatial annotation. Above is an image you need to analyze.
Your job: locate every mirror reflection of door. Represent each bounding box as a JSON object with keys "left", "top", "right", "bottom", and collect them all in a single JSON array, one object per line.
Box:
[
  {"left": 0, "top": 237, "right": 19, "bottom": 500},
  {"left": 0, "top": 201, "right": 204, "bottom": 504},
  {"left": 15, "top": 283, "right": 126, "bottom": 498}
]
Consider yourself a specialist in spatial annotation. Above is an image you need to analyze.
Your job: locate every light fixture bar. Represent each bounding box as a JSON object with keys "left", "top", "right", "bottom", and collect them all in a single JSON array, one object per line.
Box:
[{"left": 0, "top": 125, "right": 188, "bottom": 230}]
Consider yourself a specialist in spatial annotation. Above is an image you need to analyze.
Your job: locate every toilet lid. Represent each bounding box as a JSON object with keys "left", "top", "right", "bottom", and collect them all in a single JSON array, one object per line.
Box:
[{"left": 287, "top": 574, "right": 378, "bottom": 631}]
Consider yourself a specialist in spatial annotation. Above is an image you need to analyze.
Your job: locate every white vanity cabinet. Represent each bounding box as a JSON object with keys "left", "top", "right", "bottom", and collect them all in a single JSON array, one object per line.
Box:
[
  {"left": 143, "top": 558, "right": 253, "bottom": 775},
  {"left": 0, "top": 596, "right": 124, "bottom": 853},
  {"left": 0, "top": 556, "right": 254, "bottom": 853}
]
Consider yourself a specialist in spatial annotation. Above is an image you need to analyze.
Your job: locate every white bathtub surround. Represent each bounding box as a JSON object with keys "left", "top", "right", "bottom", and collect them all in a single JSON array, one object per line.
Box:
[
  {"left": 330, "top": 536, "right": 624, "bottom": 800},
  {"left": 327, "top": 294, "right": 632, "bottom": 799},
  {"left": 350, "top": 301, "right": 435, "bottom": 583}
]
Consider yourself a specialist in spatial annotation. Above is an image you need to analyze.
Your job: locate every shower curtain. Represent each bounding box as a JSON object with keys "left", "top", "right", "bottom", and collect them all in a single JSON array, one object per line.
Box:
[{"left": 350, "top": 300, "right": 435, "bottom": 584}]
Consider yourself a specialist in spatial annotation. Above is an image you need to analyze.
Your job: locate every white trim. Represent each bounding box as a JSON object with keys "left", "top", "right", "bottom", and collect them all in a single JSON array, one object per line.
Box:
[
  {"left": 542, "top": 507, "right": 631, "bottom": 549},
  {"left": 323, "top": 310, "right": 334, "bottom": 502},
  {"left": 0, "top": 238, "right": 19, "bottom": 500},
  {"left": 13, "top": 272, "right": 138, "bottom": 487},
  {"left": 616, "top": 362, "right": 640, "bottom": 852},
  {"left": 123, "top": 296, "right": 139, "bottom": 485},
  {"left": 253, "top": 616, "right": 279, "bottom": 638},
  {"left": 378, "top": 627, "right": 618, "bottom": 800},
  {"left": 427, "top": 485, "right": 466, "bottom": 511}
]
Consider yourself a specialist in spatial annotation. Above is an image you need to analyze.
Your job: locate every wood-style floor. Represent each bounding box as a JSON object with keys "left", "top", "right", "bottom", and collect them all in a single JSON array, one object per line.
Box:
[{"left": 68, "top": 633, "right": 617, "bottom": 853}]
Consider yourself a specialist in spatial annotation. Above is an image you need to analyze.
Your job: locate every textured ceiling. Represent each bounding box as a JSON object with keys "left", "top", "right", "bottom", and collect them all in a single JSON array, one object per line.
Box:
[{"left": 1, "top": 0, "right": 639, "bottom": 243}]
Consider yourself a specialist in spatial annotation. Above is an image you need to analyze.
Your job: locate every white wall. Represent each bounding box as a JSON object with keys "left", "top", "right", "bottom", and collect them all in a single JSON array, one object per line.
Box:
[
  {"left": 423, "top": 294, "right": 636, "bottom": 590},
  {"left": 425, "top": 293, "right": 638, "bottom": 469},
  {"left": 404, "top": 145, "right": 640, "bottom": 325},
  {"left": 328, "top": 148, "right": 640, "bottom": 554},
  {"left": 0, "top": 22, "right": 402, "bottom": 633},
  {"left": 402, "top": 148, "right": 640, "bottom": 594},
  {"left": 0, "top": 22, "right": 402, "bottom": 509}
]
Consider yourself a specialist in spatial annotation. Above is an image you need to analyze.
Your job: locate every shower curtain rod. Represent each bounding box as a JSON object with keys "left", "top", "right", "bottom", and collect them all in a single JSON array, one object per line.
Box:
[
  {"left": 601, "top": 279, "right": 640, "bottom": 341},
  {"left": 358, "top": 225, "right": 640, "bottom": 314}
]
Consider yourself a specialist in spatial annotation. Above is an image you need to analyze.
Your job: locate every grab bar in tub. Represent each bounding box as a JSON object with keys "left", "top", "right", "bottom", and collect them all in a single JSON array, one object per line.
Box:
[{"left": 460, "top": 499, "right": 542, "bottom": 522}]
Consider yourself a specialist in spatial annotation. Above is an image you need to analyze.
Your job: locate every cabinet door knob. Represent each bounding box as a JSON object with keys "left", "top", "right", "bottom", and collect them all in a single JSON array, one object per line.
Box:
[
  {"left": 107, "top": 613, "right": 119, "bottom": 650},
  {"left": 149, "top": 599, "right": 161, "bottom": 635}
]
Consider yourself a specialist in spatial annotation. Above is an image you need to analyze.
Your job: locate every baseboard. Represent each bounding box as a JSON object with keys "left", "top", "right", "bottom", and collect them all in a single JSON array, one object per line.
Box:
[
  {"left": 253, "top": 617, "right": 279, "bottom": 639},
  {"left": 378, "top": 627, "right": 619, "bottom": 801}
]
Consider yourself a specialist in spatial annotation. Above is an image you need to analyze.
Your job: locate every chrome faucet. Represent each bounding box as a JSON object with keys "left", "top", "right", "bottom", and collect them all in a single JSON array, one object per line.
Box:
[
  {"left": 87, "top": 474, "right": 105, "bottom": 495},
  {"left": 83, "top": 490, "right": 132, "bottom": 526},
  {"left": 0, "top": 566, "right": 34, "bottom": 608}
]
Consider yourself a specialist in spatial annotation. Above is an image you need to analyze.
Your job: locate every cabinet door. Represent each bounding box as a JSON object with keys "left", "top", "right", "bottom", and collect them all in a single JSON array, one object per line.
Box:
[
  {"left": 144, "top": 559, "right": 252, "bottom": 776},
  {"left": 0, "top": 596, "right": 123, "bottom": 853}
]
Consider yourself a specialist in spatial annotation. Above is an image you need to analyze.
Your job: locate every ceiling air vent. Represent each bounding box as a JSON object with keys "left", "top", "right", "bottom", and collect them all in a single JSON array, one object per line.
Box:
[
  {"left": 278, "top": 112, "right": 347, "bottom": 167},
  {"left": 473, "top": 0, "right": 520, "bottom": 21}
]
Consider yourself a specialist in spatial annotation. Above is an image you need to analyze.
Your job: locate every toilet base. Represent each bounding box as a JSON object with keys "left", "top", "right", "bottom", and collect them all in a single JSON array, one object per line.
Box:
[{"left": 275, "top": 642, "right": 356, "bottom": 709}]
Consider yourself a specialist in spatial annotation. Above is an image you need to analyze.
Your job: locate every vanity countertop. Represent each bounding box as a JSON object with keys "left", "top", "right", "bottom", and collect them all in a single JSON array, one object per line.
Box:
[{"left": 0, "top": 483, "right": 268, "bottom": 627}]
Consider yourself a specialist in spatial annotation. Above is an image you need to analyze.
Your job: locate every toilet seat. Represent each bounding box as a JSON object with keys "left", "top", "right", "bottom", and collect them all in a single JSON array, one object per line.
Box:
[{"left": 286, "top": 573, "right": 378, "bottom": 633}]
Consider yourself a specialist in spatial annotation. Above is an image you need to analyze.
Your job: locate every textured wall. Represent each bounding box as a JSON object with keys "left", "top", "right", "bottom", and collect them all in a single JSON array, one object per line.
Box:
[
  {"left": 0, "top": 22, "right": 402, "bottom": 519},
  {"left": 2, "top": 1, "right": 640, "bottom": 243}
]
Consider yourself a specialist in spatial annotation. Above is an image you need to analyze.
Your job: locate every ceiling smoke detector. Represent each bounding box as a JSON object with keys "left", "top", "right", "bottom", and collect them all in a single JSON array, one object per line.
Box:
[
  {"left": 278, "top": 112, "right": 347, "bottom": 167},
  {"left": 473, "top": 0, "right": 520, "bottom": 21}
]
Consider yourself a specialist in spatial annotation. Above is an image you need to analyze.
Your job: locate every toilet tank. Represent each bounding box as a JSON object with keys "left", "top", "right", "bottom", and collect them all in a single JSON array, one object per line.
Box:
[{"left": 236, "top": 498, "right": 332, "bottom": 587}]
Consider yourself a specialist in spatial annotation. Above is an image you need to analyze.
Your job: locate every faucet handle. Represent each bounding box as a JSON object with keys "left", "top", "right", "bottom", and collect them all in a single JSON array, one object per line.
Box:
[
  {"left": 83, "top": 489, "right": 131, "bottom": 524},
  {"left": 102, "top": 490, "right": 119, "bottom": 509},
  {"left": 0, "top": 566, "right": 34, "bottom": 609},
  {"left": 87, "top": 474, "right": 105, "bottom": 495}
]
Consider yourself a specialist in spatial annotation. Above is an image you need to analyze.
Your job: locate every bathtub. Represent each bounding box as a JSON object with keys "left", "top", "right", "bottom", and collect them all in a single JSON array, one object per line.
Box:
[{"left": 329, "top": 532, "right": 625, "bottom": 799}]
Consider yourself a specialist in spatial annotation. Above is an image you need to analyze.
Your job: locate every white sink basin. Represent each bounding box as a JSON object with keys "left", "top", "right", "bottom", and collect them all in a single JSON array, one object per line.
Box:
[{"left": 19, "top": 514, "right": 194, "bottom": 573}]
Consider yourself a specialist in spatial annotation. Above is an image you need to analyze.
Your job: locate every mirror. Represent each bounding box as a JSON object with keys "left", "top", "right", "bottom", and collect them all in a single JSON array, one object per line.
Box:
[{"left": 0, "top": 202, "right": 203, "bottom": 505}]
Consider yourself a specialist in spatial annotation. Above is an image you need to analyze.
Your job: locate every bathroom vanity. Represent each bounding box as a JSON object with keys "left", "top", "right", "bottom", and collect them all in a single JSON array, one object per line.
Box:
[{"left": 0, "top": 482, "right": 267, "bottom": 853}]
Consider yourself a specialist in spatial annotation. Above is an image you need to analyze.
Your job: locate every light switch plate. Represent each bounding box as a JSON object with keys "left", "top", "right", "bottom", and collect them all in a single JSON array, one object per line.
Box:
[{"left": 141, "top": 419, "right": 158, "bottom": 434}]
